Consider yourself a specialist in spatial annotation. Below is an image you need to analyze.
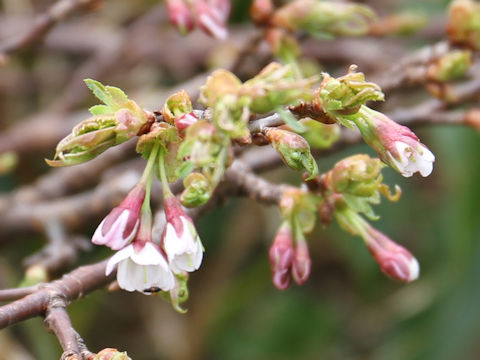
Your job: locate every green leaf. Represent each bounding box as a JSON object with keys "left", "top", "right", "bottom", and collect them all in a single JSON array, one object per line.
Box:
[
  {"left": 89, "top": 104, "right": 112, "bottom": 116},
  {"left": 84, "top": 79, "right": 114, "bottom": 107},
  {"left": 106, "top": 85, "right": 129, "bottom": 107}
]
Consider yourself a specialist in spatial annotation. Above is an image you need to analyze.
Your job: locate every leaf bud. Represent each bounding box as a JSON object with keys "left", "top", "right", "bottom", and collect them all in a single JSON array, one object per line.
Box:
[
  {"left": 181, "top": 172, "right": 212, "bottom": 207},
  {"left": 264, "top": 127, "right": 318, "bottom": 179}
]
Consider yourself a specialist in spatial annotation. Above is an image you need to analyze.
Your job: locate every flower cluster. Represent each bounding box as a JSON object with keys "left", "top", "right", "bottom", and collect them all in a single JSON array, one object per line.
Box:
[
  {"left": 92, "top": 142, "right": 203, "bottom": 304},
  {"left": 167, "top": 0, "right": 231, "bottom": 40}
]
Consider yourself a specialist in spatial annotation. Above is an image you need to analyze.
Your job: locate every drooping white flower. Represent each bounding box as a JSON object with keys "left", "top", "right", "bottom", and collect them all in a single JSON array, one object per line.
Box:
[
  {"left": 106, "top": 242, "right": 175, "bottom": 293},
  {"left": 162, "top": 196, "right": 204, "bottom": 274},
  {"left": 164, "top": 216, "right": 203, "bottom": 274},
  {"left": 92, "top": 183, "right": 145, "bottom": 250}
]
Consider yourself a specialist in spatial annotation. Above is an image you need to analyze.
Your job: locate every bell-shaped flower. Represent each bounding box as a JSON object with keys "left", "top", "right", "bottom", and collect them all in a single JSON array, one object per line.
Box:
[
  {"left": 364, "top": 225, "right": 419, "bottom": 282},
  {"left": 162, "top": 196, "right": 204, "bottom": 274},
  {"left": 355, "top": 107, "right": 435, "bottom": 177},
  {"left": 92, "top": 183, "right": 145, "bottom": 250},
  {"left": 106, "top": 241, "right": 175, "bottom": 293},
  {"left": 269, "top": 222, "right": 294, "bottom": 290}
]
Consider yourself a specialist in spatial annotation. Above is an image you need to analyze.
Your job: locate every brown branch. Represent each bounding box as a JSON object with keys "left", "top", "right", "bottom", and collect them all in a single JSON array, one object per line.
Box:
[
  {"left": 0, "top": 0, "right": 100, "bottom": 58},
  {"left": 0, "top": 285, "right": 41, "bottom": 302},
  {"left": 0, "top": 260, "right": 112, "bottom": 329}
]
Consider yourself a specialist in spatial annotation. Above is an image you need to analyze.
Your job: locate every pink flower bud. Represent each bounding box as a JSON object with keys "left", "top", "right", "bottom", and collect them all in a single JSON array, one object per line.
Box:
[
  {"left": 291, "top": 238, "right": 311, "bottom": 285},
  {"left": 175, "top": 112, "right": 198, "bottom": 132},
  {"left": 92, "top": 183, "right": 145, "bottom": 250},
  {"left": 167, "top": 0, "right": 195, "bottom": 35},
  {"left": 365, "top": 226, "right": 419, "bottom": 283},
  {"left": 269, "top": 223, "right": 294, "bottom": 290},
  {"left": 194, "top": 0, "right": 230, "bottom": 40}
]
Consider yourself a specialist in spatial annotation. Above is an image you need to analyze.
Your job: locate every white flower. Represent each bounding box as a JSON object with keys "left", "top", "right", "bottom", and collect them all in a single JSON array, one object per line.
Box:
[
  {"left": 387, "top": 141, "right": 435, "bottom": 178},
  {"left": 163, "top": 216, "right": 204, "bottom": 274},
  {"left": 106, "top": 242, "right": 175, "bottom": 293}
]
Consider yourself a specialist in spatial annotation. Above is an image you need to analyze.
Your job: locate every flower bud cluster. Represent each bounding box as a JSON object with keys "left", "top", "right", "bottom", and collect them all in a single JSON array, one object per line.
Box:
[
  {"left": 90, "top": 142, "right": 203, "bottom": 311},
  {"left": 199, "top": 62, "right": 317, "bottom": 140},
  {"left": 268, "top": 189, "right": 318, "bottom": 290},
  {"left": 167, "top": 0, "right": 231, "bottom": 40},
  {"left": 269, "top": 222, "right": 312, "bottom": 290}
]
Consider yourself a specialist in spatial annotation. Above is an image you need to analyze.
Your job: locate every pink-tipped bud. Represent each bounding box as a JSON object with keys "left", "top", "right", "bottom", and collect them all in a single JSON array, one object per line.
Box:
[
  {"left": 365, "top": 226, "right": 419, "bottom": 283},
  {"left": 269, "top": 223, "right": 294, "bottom": 290},
  {"left": 167, "top": 0, "right": 195, "bottom": 35},
  {"left": 358, "top": 107, "right": 435, "bottom": 178},
  {"left": 92, "top": 183, "right": 146, "bottom": 250},
  {"left": 291, "top": 238, "right": 311, "bottom": 285},
  {"left": 195, "top": 0, "right": 230, "bottom": 40},
  {"left": 175, "top": 112, "right": 198, "bottom": 132}
]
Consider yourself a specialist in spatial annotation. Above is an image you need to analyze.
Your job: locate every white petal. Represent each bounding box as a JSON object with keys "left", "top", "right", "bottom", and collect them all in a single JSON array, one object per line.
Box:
[
  {"left": 106, "top": 245, "right": 134, "bottom": 275},
  {"left": 131, "top": 242, "right": 164, "bottom": 266},
  {"left": 407, "top": 256, "right": 420, "bottom": 281},
  {"left": 418, "top": 144, "right": 435, "bottom": 162},
  {"left": 164, "top": 223, "right": 183, "bottom": 258},
  {"left": 116, "top": 258, "right": 139, "bottom": 292},
  {"left": 143, "top": 264, "right": 175, "bottom": 292}
]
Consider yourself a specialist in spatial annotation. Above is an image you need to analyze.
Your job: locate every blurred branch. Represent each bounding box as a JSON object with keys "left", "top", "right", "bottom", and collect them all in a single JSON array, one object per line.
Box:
[{"left": 0, "top": 0, "right": 100, "bottom": 58}]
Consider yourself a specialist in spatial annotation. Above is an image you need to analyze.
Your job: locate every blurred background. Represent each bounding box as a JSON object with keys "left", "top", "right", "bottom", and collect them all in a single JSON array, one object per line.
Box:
[{"left": 1, "top": 0, "right": 480, "bottom": 359}]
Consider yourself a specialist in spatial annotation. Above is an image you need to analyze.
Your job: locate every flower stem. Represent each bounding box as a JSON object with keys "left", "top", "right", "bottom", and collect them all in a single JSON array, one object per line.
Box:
[
  {"left": 158, "top": 147, "right": 174, "bottom": 198},
  {"left": 140, "top": 142, "right": 161, "bottom": 185}
]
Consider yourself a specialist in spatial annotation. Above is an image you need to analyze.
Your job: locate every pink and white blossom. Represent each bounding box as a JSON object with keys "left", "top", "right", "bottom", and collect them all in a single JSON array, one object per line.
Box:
[
  {"left": 358, "top": 107, "right": 435, "bottom": 178},
  {"left": 162, "top": 196, "right": 204, "bottom": 274},
  {"left": 106, "top": 242, "right": 175, "bottom": 293},
  {"left": 92, "top": 183, "right": 145, "bottom": 250}
]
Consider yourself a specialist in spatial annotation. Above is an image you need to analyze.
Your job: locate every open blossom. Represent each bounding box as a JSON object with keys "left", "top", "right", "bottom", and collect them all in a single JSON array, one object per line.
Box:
[
  {"left": 357, "top": 107, "right": 435, "bottom": 178},
  {"left": 106, "top": 242, "right": 175, "bottom": 293},
  {"left": 364, "top": 225, "right": 419, "bottom": 282},
  {"left": 92, "top": 183, "right": 145, "bottom": 250},
  {"left": 269, "top": 223, "right": 294, "bottom": 290},
  {"left": 163, "top": 196, "right": 204, "bottom": 274}
]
